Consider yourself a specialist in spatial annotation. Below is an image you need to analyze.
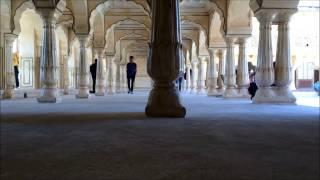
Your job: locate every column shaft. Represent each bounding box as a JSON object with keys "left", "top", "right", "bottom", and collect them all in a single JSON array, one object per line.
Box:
[
  {"left": 252, "top": 17, "right": 275, "bottom": 103},
  {"left": 207, "top": 48, "right": 219, "bottom": 96},
  {"left": 274, "top": 19, "right": 296, "bottom": 103},
  {"left": 223, "top": 38, "right": 238, "bottom": 98},
  {"left": 191, "top": 61, "right": 198, "bottom": 93},
  {"left": 75, "top": 35, "right": 89, "bottom": 98},
  {"left": 145, "top": 0, "right": 186, "bottom": 117},
  {"left": 236, "top": 38, "right": 250, "bottom": 97},
  {"left": 95, "top": 49, "right": 106, "bottom": 96},
  {"left": 217, "top": 49, "right": 225, "bottom": 94},
  {"left": 3, "top": 34, "right": 17, "bottom": 99},
  {"left": 197, "top": 56, "right": 207, "bottom": 95},
  {"left": 37, "top": 10, "right": 60, "bottom": 103},
  {"left": 106, "top": 55, "right": 114, "bottom": 95}
]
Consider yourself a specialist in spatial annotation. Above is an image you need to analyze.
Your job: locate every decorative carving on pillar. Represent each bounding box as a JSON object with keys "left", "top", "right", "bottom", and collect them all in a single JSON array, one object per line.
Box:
[
  {"left": 95, "top": 48, "right": 106, "bottom": 96},
  {"left": 36, "top": 10, "right": 60, "bottom": 103},
  {"left": 207, "top": 48, "right": 219, "bottom": 96},
  {"left": 252, "top": 12, "right": 276, "bottom": 103},
  {"left": 274, "top": 12, "right": 297, "bottom": 103},
  {"left": 145, "top": 0, "right": 186, "bottom": 117},
  {"left": 3, "top": 34, "right": 17, "bottom": 99},
  {"left": 236, "top": 38, "right": 250, "bottom": 98},
  {"left": 75, "top": 34, "right": 90, "bottom": 99},
  {"left": 223, "top": 38, "right": 238, "bottom": 98}
]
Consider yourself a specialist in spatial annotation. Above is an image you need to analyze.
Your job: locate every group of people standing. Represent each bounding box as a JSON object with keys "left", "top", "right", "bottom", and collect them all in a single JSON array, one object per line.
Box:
[{"left": 89, "top": 56, "right": 137, "bottom": 94}]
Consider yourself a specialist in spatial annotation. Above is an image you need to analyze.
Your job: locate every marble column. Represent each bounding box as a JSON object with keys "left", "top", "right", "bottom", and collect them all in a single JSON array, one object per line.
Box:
[
  {"left": 236, "top": 38, "right": 250, "bottom": 97},
  {"left": 274, "top": 12, "right": 297, "bottom": 103},
  {"left": 3, "top": 34, "right": 17, "bottom": 99},
  {"left": 252, "top": 14, "right": 275, "bottom": 103},
  {"left": 186, "top": 65, "right": 191, "bottom": 92},
  {"left": 106, "top": 55, "right": 115, "bottom": 95},
  {"left": 120, "top": 64, "right": 126, "bottom": 93},
  {"left": 145, "top": 0, "right": 186, "bottom": 117},
  {"left": 197, "top": 56, "right": 207, "bottom": 95},
  {"left": 37, "top": 10, "right": 60, "bottom": 103},
  {"left": 223, "top": 38, "right": 238, "bottom": 98},
  {"left": 207, "top": 48, "right": 219, "bottom": 96},
  {"left": 95, "top": 48, "right": 106, "bottom": 96},
  {"left": 191, "top": 61, "right": 198, "bottom": 94},
  {"left": 75, "top": 35, "right": 89, "bottom": 99},
  {"left": 217, "top": 49, "right": 225, "bottom": 94},
  {"left": 63, "top": 55, "right": 70, "bottom": 95},
  {"left": 115, "top": 60, "right": 121, "bottom": 93}
]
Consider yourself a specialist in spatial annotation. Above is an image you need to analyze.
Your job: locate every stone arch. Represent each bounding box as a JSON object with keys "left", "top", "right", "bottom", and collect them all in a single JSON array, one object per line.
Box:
[
  {"left": 89, "top": 0, "right": 151, "bottom": 36},
  {"left": 12, "top": 0, "right": 36, "bottom": 35}
]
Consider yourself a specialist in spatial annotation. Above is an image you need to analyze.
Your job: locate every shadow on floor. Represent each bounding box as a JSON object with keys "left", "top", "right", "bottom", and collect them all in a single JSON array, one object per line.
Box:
[{"left": 1, "top": 112, "right": 148, "bottom": 124}]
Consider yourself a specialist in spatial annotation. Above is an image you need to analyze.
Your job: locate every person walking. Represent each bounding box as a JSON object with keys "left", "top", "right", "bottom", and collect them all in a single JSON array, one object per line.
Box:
[
  {"left": 89, "top": 59, "right": 97, "bottom": 93},
  {"left": 127, "top": 56, "right": 137, "bottom": 94},
  {"left": 13, "top": 52, "right": 20, "bottom": 88}
]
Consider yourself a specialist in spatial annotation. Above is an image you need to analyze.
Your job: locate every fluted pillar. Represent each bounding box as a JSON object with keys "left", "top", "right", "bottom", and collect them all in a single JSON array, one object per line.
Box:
[
  {"left": 217, "top": 49, "right": 225, "bottom": 94},
  {"left": 274, "top": 12, "right": 297, "bottom": 103},
  {"left": 145, "top": 0, "right": 186, "bottom": 117},
  {"left": 120, "top": 64, "right": 126, "bottom": 93},
  {"left": 115, "top": 60, "right": 121, "bottom": 93},
  {"left": 75, "top": 35, "right": 89, "bottom": 99},
  {"left": 3, "top": 34, "right": 17, "bottom": 99},
  {"left": 197, "top": 56, "right": 207, "bottom": 95},
  {"left": 95, "top": 48, "right": 106, "bottom": 96},
  {"left": 223, "top": 38, "right": 238, "bottom": 98},
  {"left": 63, "top": 55, "right": 70, "bottom": 95},
  {"left": 191, "top": 61, "right": 198, "bottom": 94},
  {"left": 37, "top": 10, "right": 60, "bottom": 103},
  {"left": 106, "top": 55, "right": 115, "bottom": 95},
  {"left": 207, "top": 48, "right": 219, "bottom": 96},
  {"left": 236, "top": 38, "right": 250, "bottom": 98},
  {"left": 252, "top": 13, "right": 275, "bottom": 103}
]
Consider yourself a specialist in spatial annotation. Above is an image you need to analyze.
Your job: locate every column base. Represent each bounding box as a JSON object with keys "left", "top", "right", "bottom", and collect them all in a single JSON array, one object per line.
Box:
[
  {"left": 76, "top": 88, "right": 89, "bottom": 99},
  {"left": 238, "top": 88, "right": 251, "bottom": 98},
  {"left": 2, "top": 89, "right": 13, "bottom": 99},
  {"left": 223, "top": 87, "right": 240, "bottom": 98},
  {"left": 272, "top": 87, "right": 297, "bottom": 104},
  {"left": 207, "top": 88, "right": 221, "bottom": 96},
  {"left": 145, "top": 85, "right": 186, "bottom": 118},
  {"left": 37, "top": 88, "right": 61, "bottom": 103},
  {"left": 197, "top": 88, "right": 206, "bottom": 95},
  {"left": 95, "top": 89, "right": 105, "bottom": 96},
  {"left": 252, "top": 87, "right": 277, "bottom": 103}
]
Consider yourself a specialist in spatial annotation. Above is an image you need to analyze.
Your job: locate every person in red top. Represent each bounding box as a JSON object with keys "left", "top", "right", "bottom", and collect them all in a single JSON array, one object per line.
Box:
[{"left": 126, "top": 56, "right": 137, "bottom": 94}]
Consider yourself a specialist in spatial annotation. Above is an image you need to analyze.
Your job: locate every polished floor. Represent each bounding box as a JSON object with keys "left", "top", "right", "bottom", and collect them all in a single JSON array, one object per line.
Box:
[{"left": 1, "top": 91, "right": 319, "bottom": 180}]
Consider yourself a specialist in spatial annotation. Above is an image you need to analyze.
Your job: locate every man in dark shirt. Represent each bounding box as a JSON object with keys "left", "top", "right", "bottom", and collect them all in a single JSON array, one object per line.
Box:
[
  {"left": 89, "top": 59, "right": 97, "bottom": 93},
  {"left": 127, "top": 56, "right": 137, "bottom": 94}
]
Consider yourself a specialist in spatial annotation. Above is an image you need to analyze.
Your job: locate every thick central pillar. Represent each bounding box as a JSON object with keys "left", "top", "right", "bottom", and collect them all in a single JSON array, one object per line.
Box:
[
  {"left": 252, "top": 13, "right": 275, "bottom": 103},
  {"left": 197, "top": 56, "right": 207, "bottom": 95},
  {"left": 37, "top": 10, "right": 60, "bottom": 103},
  {"left": 106, "top": 54, "right": 115, "bottom": 95},
  {"left": 274, "top": 12, "right": 297, "bottom": 103},
  {"left": 145, "top": 0, "right": 186, "bottom": 117}
]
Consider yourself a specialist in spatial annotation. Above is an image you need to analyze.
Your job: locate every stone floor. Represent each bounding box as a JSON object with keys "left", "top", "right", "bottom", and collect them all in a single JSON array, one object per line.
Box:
[{"left": 1, "top": 91, "right": 319, "bottom": 180}]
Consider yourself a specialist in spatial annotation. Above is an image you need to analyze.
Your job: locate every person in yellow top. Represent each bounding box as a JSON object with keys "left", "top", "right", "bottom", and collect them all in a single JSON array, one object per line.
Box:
[{"left": 12, "top": 52, "right": 20, "bottom": 88}]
